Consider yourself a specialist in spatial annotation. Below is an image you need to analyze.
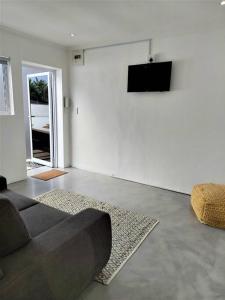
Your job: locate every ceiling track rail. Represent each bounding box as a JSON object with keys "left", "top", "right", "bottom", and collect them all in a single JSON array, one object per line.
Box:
[{"left": 84, "top": 38, "right": 152, "bottom": 52}]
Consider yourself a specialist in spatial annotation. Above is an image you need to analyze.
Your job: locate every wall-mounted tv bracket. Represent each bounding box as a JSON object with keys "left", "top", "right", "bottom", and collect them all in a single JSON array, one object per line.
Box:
[{"left": 148, "top": 39, "right": 154, "bottom": 63}]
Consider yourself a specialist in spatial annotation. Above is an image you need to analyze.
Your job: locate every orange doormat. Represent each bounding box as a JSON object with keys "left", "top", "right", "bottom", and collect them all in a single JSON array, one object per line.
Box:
[{"left": 32, "top": 169, "right": 68, "bottom": 181}]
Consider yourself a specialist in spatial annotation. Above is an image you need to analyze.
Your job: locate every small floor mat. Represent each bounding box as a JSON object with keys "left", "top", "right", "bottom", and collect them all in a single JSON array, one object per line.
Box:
[{"left": 32, "top": 169, "right": 68, "bottom": 181}]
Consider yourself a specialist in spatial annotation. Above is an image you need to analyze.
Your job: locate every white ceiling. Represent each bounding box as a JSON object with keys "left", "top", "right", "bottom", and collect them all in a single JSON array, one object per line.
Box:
[{"left": 0, "top": 0, "right": 224, "bottom": 49}]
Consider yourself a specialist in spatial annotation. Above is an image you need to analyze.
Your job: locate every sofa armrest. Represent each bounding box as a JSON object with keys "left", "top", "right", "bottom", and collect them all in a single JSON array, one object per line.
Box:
[
  {"left": 35, "top": 208, "right": 112, "bottom": 266},
  {"left": 0, "top": 176, "right": 7, "bottom": 191},
  {"left": 36, "top": 208, "right": 112, "bottom": 299},
  {"left": 0, "top": 208, "right": 112, "bottom": 300}
]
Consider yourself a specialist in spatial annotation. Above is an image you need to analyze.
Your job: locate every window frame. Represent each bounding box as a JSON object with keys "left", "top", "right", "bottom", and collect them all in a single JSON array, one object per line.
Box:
[{"left": 0, "top": 56, "right": 14, "bottom": 116}]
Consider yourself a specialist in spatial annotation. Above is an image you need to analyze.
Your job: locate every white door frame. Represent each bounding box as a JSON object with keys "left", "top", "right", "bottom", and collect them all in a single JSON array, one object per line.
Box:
[
  {"left": 27, "top": 72, "right": 55, "bottom": 167},
  {"left": 23, "top": 60, "right": 65, "bottom": 169}
]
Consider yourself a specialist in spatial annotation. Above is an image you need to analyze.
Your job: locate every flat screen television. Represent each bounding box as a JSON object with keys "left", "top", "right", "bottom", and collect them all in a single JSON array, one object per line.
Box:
[{"left": 127, "top": 61, "right": 172, "bottom": 92}]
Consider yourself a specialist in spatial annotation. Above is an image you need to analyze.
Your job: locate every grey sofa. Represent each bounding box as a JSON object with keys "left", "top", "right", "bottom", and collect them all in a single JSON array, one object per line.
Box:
[{"left": 0, "top": 176, "right": 112, "bottom": 300}]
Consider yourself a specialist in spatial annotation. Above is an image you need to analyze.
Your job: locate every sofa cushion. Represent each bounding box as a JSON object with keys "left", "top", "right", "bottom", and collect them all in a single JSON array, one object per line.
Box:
[
  {"left": 20, "top": 203, "right": 70, "bottom": 237},
  {"left": 0, "top": 176, "right": 7, "bottom": 191},
  {"left": 0, "top": 198, "right": 30, "bottom": 257},
  {"left": 0, "top": 268, "right": 3, "bottom": 279},
  {"left": 0, "top": 191, "right": 38, "bottom": 211}
]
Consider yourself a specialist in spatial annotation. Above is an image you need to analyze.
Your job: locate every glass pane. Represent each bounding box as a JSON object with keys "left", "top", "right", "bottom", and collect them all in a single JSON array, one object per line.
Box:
[
  {"left": 29, "top": 75, "right": 50, "bottom": 162},
  {"left": 29, "top": 75, "right": 49, "bottom": 105},
  {"left": 0, "top": 63, "right": 10, "bottom": 114}
]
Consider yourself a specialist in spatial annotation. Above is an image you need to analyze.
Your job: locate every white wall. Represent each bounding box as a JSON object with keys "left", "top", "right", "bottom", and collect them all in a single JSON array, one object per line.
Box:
[
  {"left": 0, "top": 28, "right": 70, "bottom": 183},
  {"left": 71, "top": 30, "right": 225, "bottom": 194}
]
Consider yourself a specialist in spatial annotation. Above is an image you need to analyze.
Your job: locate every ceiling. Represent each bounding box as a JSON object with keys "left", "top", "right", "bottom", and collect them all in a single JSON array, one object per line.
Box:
[{"left": 0, "top": 0, "right": 224, "bottom": 49}]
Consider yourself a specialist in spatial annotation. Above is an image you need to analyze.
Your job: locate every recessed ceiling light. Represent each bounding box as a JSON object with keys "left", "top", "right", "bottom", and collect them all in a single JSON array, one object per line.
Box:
[
  {"left": 221, "top": 1, "right": 225, "bottom": 5},
  {"left": 70, "top": 33, "right": 75, "bottom": 38}
]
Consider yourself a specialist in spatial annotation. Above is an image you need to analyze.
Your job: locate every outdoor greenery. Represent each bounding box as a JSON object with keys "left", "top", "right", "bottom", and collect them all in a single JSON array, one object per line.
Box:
[{"left": 29, "top": 77, "right": 48, "bottom": 105}]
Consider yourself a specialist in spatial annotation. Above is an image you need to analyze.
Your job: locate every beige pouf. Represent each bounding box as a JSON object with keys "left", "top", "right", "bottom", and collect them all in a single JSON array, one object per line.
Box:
[{"left": 191, "top": 183, "right": 225, "bottom": 229}]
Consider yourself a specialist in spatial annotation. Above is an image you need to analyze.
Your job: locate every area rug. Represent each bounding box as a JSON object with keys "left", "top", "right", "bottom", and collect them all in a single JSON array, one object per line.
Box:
[
  {"left": 35, "top": 189, "right": 159, "bottom": 285},
  {"left": 32, "top": 169, "right": 68, "bottom": 181}
]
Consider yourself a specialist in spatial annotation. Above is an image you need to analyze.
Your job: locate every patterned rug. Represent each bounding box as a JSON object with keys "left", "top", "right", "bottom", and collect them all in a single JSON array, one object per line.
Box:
[
  {"left": 35, "top": 189, "right": 159, "bottom": 285},
  {"left": 26, "top": 161, "right": 43, "bottom": 170}
]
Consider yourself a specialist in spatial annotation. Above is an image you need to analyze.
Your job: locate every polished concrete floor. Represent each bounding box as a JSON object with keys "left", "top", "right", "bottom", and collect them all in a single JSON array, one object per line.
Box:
[{"left": 9, "top": 168, "right": 225, "bottom": 300}]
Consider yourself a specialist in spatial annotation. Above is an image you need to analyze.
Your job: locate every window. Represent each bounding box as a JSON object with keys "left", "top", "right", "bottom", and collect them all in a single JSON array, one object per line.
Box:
[{"left": 0, "top": 57, "right": 14, "bottom": 115}]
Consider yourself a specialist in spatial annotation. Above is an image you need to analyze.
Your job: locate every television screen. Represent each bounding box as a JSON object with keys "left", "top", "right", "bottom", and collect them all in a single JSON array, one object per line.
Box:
[{"left": 127, "top": 61, "right": 172, "bottom": 92}]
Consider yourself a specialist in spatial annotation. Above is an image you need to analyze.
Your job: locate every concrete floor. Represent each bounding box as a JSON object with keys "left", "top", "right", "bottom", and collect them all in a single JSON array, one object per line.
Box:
[{"left": 9, "top": 168, "right": 225, "bottom": 300}]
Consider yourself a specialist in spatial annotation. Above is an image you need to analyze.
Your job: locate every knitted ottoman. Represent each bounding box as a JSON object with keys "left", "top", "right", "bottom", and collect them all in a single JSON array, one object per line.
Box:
[{"left": 191, "top": 183, "right": 225, "bottom": 229}]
